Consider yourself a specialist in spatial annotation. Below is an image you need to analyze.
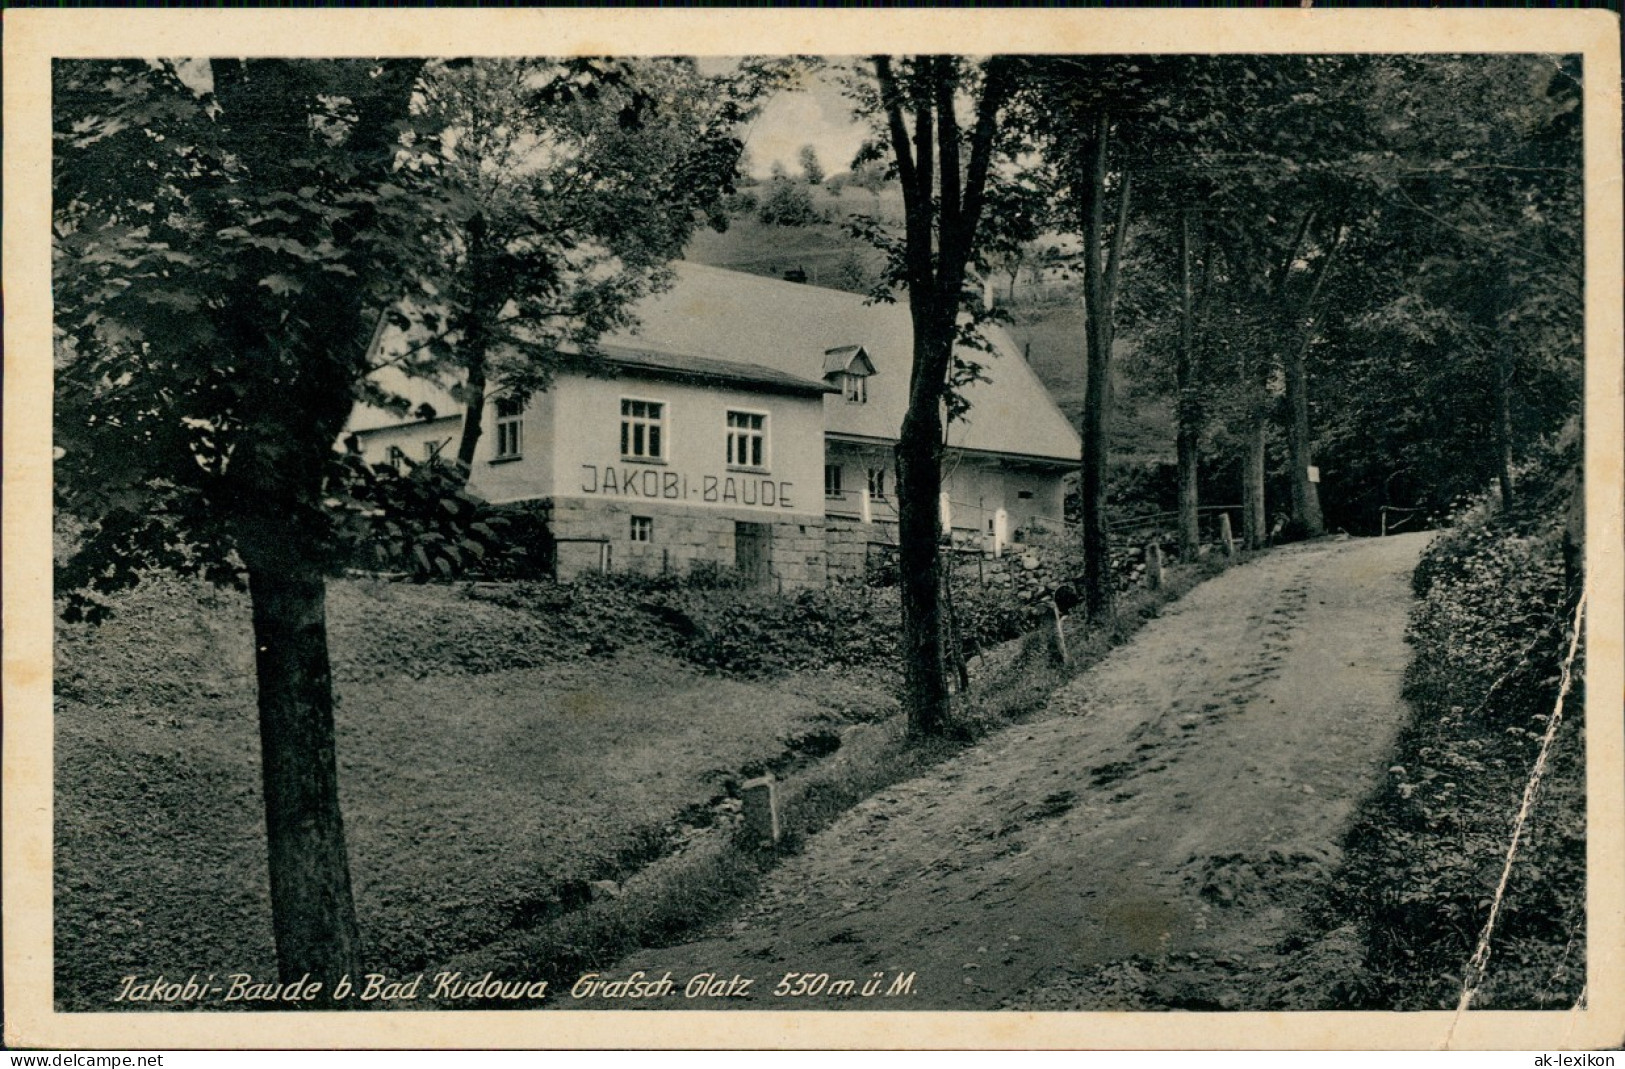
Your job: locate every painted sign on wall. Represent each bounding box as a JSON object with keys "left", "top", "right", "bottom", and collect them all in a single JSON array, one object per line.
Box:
[{"left": 580, "top": 464, "right": 796, "bottom": 510}]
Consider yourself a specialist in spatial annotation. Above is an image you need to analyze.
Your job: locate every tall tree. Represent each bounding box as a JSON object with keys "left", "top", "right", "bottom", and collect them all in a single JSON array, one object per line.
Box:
[
  {"left": 1073, "top": 113, "right": 1133, "bottom": 618},
  {"left": 852, "top": 54, "right": 1012, "bottom": 736},
  {"left": 1279, "top": 211, "right": 1343, "bottom": 538},
  {"left": 1166, "top": 55, "right": 1371, "bottom": 546},
  {"left": 1174, "top": 209, "right": 1203, "bottom": 560},
  {"left": 797, "top": 142, "right": 826, "bottom": 186},
  {"left": 1308, "top": 54, "right": 1582, "bottom": 525},
  {"left": 54, "top": 58, "right": 441, "bottom": 991},
  {"left": 404, "top": 58, "right": 750, "bottom": 480},
  {"left": 1018, "top": 57, "right": 1170, "bottom": 619}
]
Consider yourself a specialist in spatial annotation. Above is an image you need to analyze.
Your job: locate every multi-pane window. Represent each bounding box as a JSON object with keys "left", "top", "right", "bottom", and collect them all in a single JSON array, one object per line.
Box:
[
  {"left": 494, "top": 396, "right": 523, "bottom": 459},
  {"left": 867, "top": 467, "right": 887, "bottom": 499},
  {"left": 844, "top": 372, "right": 868, "bottom": 404},
  {"left": 386, "top": 445, "right": 409, "bottom": 472},
  {"left": 620, "top": 398, "right": 665, "bottom": 460},
  {"left": 424, "top": 439, "right": 445, "bottom": 464},
  {"left": 726, "top": 411, "right": 767, "bottom": 469},
  {"left": 824, "top": 464, "right": 844, "bottom": 498},
  {"left": 630, "top": 516, "right": 653, "bottom": 543}
]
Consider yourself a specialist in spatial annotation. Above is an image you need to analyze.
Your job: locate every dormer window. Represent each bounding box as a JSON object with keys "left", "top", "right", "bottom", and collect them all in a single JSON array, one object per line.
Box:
[{"left": 823, "top": 344, "right": 877, "bottom": 406}]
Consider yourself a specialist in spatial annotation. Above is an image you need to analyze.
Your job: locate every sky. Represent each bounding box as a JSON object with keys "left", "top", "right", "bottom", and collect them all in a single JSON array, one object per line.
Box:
[{"left": 698, "top": 58, "right": 872, "bottom": 180}]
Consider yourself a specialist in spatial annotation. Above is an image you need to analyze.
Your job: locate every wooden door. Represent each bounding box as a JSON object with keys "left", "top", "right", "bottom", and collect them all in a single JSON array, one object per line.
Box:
[{"left": 734, "top": 522, "right": 771, "bottom": 585}]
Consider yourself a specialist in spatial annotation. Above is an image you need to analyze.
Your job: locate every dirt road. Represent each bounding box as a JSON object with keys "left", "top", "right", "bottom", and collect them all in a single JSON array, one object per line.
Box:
[{"left": 603, "top": 533, "right": 1431, "bottom": 1010}]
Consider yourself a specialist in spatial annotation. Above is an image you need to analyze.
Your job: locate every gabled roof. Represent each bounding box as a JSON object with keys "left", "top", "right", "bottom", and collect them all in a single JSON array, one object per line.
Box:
[
  {"left": 348, "top": 262, "right": 1082, "bottom": 467},
  {"left": 822, "top": 345, "right": 877, "bottom": 378},
  {"left": 346, "top": 337, "right": 830, "bottom": 433},
  {"left": 610, "top": 262, "right": 1080, "bottom": 465}
]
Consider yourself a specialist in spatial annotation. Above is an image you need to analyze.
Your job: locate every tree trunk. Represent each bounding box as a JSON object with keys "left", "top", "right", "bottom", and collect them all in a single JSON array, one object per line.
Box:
[
  {"left": 871, "top": 54, "right": 1008, "bottom": 737},
  {"left": 1280, "top": 217, "right": 1340, "bottom": 538},
  {"left": 895, "top": 392, "right": 950, "bottom": 736},
  {"left": 454, "top": 348, "right": 487, "bottom": 477},
  {"left": 453, "top": 213, "right": 494, "bottom": 482},
  {"left": 1283, "top": 336, "right": 1325, "bottom": 537},
  {"left": 1080, "top": 348, "right": 1114, "bottom": 619},
  {"left": 1078, "top": 116, "right": 1128, "bottom": 622},
  {"left": 1243, "top": 406, "right": 1267, "bottom": 550},
  {"left": 1176, "top": 210, "right": 1201, "bottom": 561},
  {"left": 941, "top": 562, "right": 970, "bottom": 694},
  {"left": 203, "top": 57, "right": 425, "bottom": 998},
  {"left": 244, "top": 548, "right": 362, "bottom": 997}
]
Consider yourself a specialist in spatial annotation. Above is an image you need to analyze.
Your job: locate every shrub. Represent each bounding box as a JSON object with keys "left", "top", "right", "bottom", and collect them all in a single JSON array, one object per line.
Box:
[
  {"left": 722, "top": 189, "right": 758, "bottom": 217},
  {"left": 476, "top": 564, "right": 1050, "bottom": 683},
  {"left": 1328, "top": 443, "right": 1584, "bottom": 1010},
  {"left": 757, "top": 178, "right": 822, "bottom": 227}
]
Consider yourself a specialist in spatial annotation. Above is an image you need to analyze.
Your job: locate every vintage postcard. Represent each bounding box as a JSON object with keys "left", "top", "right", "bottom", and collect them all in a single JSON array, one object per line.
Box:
[{"left": 5, "top": 7, "right": 1623, "bottom": 1051}]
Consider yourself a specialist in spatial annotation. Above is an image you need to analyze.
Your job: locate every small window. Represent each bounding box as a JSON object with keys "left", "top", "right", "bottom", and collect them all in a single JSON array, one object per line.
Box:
[
  {"left": 386, "top": 445, "right": 408, "bottom": 472},
  {"left": 1016, "top": 490, "right": 1035, "bottom": 501},
  {"left": 843, "top": 372, "right": 868, "bottom": 404},
  {"left": 494, "top": 396, "right": 524, "bottom": 460},
  {"left": 726, "top": 411, "right": 767, "bottom": 469},
  {"left": 621, "top": 398, "right": 666, "bottom": 461},
  {"left": 867, "top": 467, "right": 887, "bottom": 499},
  {"left": 424, "top": 439, "right": 446, "bottom": 464},
  {"left": 630, "top": 515, "right": 653, "bottom": 543},
  {"left": 824, "top": 464, "right": 844, "bottom": 498}
]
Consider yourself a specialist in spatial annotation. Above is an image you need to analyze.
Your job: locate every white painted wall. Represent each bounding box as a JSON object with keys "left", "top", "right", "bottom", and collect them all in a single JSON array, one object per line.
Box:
[
  {"left": 355, "top": 382, "right": 1067, "bottom": 547},
  {"left": 825, "top": 442, "right": 1067, "bottom": 541},
  {"left": 528, "top": 373, "right": 827, "bottom": 521}
]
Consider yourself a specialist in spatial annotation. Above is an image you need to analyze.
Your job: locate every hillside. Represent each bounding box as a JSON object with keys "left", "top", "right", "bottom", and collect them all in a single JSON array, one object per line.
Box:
[{"left": 681, "top": 181, "right": 1174, "bottom": 464}]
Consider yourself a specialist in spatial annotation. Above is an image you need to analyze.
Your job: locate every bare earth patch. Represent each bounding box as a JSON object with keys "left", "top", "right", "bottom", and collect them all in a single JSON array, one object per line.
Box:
[{"left": 601, "top": 533, "right": 1431, "bottom": 1010}]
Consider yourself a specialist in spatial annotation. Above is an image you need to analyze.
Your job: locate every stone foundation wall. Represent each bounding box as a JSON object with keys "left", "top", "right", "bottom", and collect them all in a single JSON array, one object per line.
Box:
[
  {"left": 825, "top": 519, "right": 898, "bottom": 583},
  {"left": 543, "top": 498, "right": 827, "bottom": 590}
]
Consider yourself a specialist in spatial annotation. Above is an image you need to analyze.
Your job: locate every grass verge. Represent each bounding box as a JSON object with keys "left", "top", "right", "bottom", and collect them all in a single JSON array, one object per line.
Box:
[
  {"left": 1309, "top": 475, "right": 1585, "bottom": 1010},
  {"left": 52, "top": 578, "right": 894, "bottom": 1011}
]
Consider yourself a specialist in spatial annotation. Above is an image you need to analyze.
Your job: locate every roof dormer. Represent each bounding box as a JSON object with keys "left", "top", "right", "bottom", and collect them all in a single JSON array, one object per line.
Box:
[{"left": 823, "top": 345, "right": 877, "bottom": 405}]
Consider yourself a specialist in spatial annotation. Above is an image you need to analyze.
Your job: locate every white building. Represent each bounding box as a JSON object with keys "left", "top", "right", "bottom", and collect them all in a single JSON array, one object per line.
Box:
[{"left": 347, "top": 263, "right": 1080, "bottom": 587}]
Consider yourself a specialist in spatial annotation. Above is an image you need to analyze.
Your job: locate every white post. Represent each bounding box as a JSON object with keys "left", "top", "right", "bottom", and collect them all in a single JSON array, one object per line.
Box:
[
  {"left": 859, "top": 485, "right": 872, "bottom": 525},
  {"left": 939, "top": 492, "right": 953, "bottom": 537},
  {"left": 993, "top": 508, "right": 1010, "bottom": 558},
  {"left": 741, "top": 776, "right": 780, "bottom": 846}
]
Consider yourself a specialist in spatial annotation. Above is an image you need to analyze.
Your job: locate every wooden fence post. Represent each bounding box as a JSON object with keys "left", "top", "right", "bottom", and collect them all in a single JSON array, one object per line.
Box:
[
  {"left": 1145, "top": 542, "right": 1163, "bottom": 590},
  {"left": 1219, "top": 513, "right": 1236, "bottom": 558},
  {"left": 1050, "top": 597, "right": 1070, "bottom": 666}
]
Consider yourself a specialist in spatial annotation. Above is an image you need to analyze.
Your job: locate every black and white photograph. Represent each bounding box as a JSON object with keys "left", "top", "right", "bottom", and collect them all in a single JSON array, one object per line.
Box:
[{"left": 6, "top": 8, "right": 1622, "bottom": 1051}]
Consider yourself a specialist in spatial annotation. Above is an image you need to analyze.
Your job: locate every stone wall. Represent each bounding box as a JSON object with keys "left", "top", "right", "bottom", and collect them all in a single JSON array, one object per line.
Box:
[
  {"left": 825, "top": 519, "right": 899, "bottom": 583},
  {"left": 543, "top": 497, "right": 827, "bottom": 591},
  {"left": 948, "top": 527, "right": 1083, "bottom": 606},
  {"left": 766, "top": 523, "right": 828, "bottom": 590}
]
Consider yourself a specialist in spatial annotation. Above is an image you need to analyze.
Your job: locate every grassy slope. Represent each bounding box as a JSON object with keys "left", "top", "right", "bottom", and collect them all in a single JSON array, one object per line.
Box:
[
  {"left": 53, "top": 577, "right": 887, "bottom": 1009},
  {"left": 683, "top": 185, "right": 899, "bottom": 287}
]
